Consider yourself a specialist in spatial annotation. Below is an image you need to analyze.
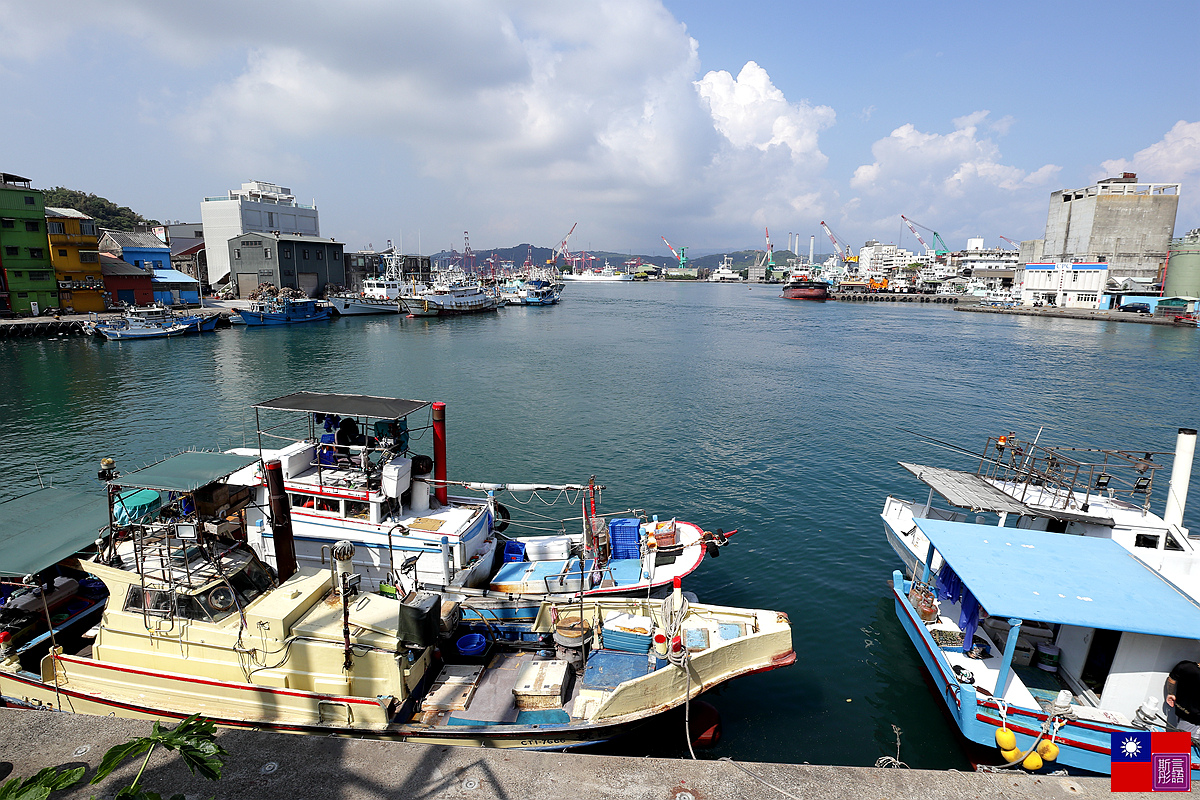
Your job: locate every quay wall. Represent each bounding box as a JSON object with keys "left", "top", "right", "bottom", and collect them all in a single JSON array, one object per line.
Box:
[{"left": 0, "top": 708, "right": 1112, "bottom": 800}]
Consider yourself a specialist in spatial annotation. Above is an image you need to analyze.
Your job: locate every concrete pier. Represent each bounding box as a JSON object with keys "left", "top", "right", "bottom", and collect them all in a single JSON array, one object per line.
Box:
[
  {"left": 0, "top": 709, "right": 1115, "bottom": 799},
  {"left": 955, "top": 305, "right": 1186, "bottom": 326},
  {"left": 0, "top": 309, "right": 229, "bottom": 339}
]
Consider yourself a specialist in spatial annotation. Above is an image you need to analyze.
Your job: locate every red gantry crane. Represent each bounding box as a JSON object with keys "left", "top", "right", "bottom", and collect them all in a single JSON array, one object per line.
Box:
[
  {"left": 661, "top": 236, "right": 688, "bottom": 270},
  {"left": 820, "top": 221, "right": 858, "bottom": 264}
]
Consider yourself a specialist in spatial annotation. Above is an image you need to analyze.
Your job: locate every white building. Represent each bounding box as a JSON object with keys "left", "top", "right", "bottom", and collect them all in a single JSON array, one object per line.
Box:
[
  {"left": 1018, "top": 262, "right": 1108, "bottom": 308},
  {"left": 857, "top": 240, "right": 923, "bottom": 273},
  {"left": 200, "top": 181, "right": 319, "bottom": 285}
]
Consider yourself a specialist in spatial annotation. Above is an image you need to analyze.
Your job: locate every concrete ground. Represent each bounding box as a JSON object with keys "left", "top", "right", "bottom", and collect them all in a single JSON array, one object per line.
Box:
[
  {"left": 956, "top": 305, "right": 1190, "bottom": 326},
  {"left": 0, "top": 709, "right": 1124, "bottom": 799}
]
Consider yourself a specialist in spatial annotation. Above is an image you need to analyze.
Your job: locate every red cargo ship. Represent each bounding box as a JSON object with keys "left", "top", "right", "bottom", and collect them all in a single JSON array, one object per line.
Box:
[{"left": 781, "top": 275, "right": 829, "bottom": 301}]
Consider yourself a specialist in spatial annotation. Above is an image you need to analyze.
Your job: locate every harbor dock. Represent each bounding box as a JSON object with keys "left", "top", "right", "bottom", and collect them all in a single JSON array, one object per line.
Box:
[
  {"left": 954, "top": 304, "right": 1184, "bottom": 325},
  {"left": 0, "top": 709, "right": 1112, "bottom": 799}
]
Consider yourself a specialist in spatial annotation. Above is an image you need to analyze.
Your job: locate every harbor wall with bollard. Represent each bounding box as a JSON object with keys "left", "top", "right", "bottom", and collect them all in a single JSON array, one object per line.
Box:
[
  {"left": 0, "top": 309, "right": 230, "bottom": 338},
  {"left": 0, "top": 708, "right": 1115, "bottom": 800}
]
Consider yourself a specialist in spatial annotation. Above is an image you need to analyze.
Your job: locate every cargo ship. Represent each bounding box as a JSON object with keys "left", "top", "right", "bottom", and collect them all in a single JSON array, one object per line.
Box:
[{"left": 781, "top": 272, "right": 829, "bottom": 300}]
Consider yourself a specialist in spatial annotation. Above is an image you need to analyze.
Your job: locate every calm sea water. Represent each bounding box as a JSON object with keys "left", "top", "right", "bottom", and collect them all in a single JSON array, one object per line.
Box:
[{"left": 2, "top": 283, "right": 1198, "bottom": 768}]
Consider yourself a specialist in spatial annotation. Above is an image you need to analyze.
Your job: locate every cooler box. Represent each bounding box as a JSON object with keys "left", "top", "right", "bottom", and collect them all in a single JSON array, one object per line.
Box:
[
  {"left": 522, "top": 536, "right": 572, "bottom": 561},
  {"left": 503, "top": 541, "right": 527, "bottom": 563},
  {"left": 381, "top": 457, "right": 413, "bottom": 499},
  {"left": 602, "top": 611, "right": 653, "bottom": 653},
  {"left": 512, "top": 660, "right": 570, "bottom": 710},
  {"left": 608, "top": 518, "right": 642, "bottom": 560}
]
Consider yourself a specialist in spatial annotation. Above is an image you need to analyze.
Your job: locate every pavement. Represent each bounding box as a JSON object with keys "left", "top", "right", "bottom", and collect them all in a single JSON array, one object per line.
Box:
[
  {"left": 956, "top": 305, "right": 1189, "bottom": 326},
  {"left": 0, "top": 708, "right": 1123, "bottom": 799}
]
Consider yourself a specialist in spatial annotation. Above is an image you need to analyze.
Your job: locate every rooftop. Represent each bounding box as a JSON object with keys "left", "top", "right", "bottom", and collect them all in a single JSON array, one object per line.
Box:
[{"left": 45, "top": 207, "right": 93, "bottom": 220}]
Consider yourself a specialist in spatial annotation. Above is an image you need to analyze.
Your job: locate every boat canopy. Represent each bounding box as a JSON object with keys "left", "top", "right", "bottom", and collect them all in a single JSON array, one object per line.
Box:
[
  {"left": 0, "top": 488, "right": 109, "bottom": 577},
  {"left": 913, "top": 518, "right": 1200, "bottom": 640},
  {"left": 899, "top": 462, "right": 1113, "bottom": 526},
  {"left": 111, "top": 452, "right": 261, "bottom": 493},
  {"left": 253, "top": 392, "right": 430, "bottom": 420}
]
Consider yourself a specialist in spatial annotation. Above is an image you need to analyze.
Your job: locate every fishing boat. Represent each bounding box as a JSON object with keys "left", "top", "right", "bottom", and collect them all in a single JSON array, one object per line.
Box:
[
  {"left": 706, "top": 257, "right": 743, "bottom": 283},
  {"left": 0, "top": 453, "right": 794, "bottom": 748},
  {"left": 240, "top": 297, "right": 333, "bottom": 326},
  {"left": 84, "top": 305, "right": 219, "bottom": 340},
  {"left": 224, "top": 393, "right": 735, "bottom": 629},
  {"left": 499, "top": 276, "right": 561, "bottom": 306},
  {"left": 399, "top": 272, "right": 497, "bottom": 316},
  {"left": 883, "top": 428, "right": 1200, "bottom": 776},
  {"left": 327, "top": 263, "right": 406, "bottom": 316}
]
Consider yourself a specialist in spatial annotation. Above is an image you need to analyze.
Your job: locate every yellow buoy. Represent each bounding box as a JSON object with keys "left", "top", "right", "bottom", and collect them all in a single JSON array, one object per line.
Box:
[
  {"left": 995, "top": 727, "right": 1016, "bottom": 750},
  {"left": 1023, "top": 751, "right": 1043, "bottom": 771},
  {"left": 1036, "top": 740, "right": 1059, "bottom": 761},
  {"left": 1001, "top": 747, "right": 1021, "bottom": 763}
]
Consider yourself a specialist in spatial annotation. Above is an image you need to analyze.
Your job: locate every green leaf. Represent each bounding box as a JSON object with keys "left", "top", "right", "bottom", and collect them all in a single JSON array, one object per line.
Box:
[
  {"left": 0, "top": 765, "right": 84, "bottom": 800},
  {"left": 91, "top": 739, "right": 153, "bottom": 784}
]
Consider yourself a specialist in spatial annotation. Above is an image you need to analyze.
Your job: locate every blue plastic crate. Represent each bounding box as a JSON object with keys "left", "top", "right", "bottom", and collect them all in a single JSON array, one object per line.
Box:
[
  {"left": 502, "top": 541, "right": 527, "bottom": 563},
  {"left": 608, "top": 518, "right": 642, "bottom": 560}
]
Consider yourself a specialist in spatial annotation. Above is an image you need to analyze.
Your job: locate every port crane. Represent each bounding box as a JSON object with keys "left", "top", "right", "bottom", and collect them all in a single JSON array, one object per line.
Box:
[
  {"left": 547, "top": 223, "right": 577, "bottom": 269},
  {"left": 661, "top": 236, "right": 688, "bottom": 270},
  {"left": 820, "top": 221, "right": 858, "bottom": 264},
  {"left": 764, "top": 227, "right": 775, "bottom": 267},
  {"left": 998, "top": 236, "right": 1021, "bottom": 251},
  {"left": 899, "top": 216, "right": 949, "bottom": 256}
]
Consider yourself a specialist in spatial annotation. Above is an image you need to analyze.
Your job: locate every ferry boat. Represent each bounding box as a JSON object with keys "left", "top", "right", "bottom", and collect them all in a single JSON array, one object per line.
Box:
[
  {"left": 224, "top": 393, "right": 735, "bottom": 628},
  {"left": 883, "top": 427, "right": 1200, "bottom": 776},
  {"left": 0, "top": 453, "right": 793, "bottom": 749},
  {"left": 706, "top": 257, "right": 743, "bottom": 283},
  {"left": 240, "top": 297, "right": 333, "bottom": 326}
]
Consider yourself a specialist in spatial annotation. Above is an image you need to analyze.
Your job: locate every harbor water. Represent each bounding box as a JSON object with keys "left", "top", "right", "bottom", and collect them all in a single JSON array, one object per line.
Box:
[{"left": 2, "top": 282, "right": 1198, "bottom": 768}]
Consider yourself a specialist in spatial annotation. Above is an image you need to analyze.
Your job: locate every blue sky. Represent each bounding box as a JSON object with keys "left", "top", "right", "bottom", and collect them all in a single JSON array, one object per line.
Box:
[{"left": 1, "top": 0, "right": 1196, "bottom": 257}]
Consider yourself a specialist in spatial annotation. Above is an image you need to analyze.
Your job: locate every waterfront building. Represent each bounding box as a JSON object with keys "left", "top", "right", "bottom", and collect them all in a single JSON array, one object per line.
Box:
[
  {"left": 1031, "top": 173, "right": 1180, "bottom": 283},
  {"left": 0, "top": 172, "right": 57, "bottom": 315},
  {"left": 1163, "top": 229, "right": 1200, "bottom": 298},
  {"left": 344, "top": 248, "right": 390, "bottom": 291},
  {"left": 227, "top": 232, "right": 344, "bottom": 298},
  {"left": 99, "top": 254, "right": 154, "bottom": 306},
  {"left": 201, "top": 181, "right": 320, "bottom": 287},
  {"left": 98, "top": 230, "right": 199, "bottom": 306},
  {"left": 1017, "top": 262, "right": 1108, "bottom": 308},
  {"left": 46, "top": 207, "right": 104, "bottom": 313}
]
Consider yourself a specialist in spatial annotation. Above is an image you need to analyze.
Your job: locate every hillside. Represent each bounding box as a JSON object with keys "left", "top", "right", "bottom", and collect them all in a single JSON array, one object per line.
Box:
[{"left": 38, "top": 187, "right": 158, "bottom": 231}]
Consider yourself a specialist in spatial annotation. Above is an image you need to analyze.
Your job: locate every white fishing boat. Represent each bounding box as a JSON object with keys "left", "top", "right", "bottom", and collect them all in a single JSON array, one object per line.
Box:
[
  {"left": 328, "top": 261, "right": 406, "bottom": 316},
  {"left": 399, "top": 271, "right": 497, "bottom": 316},
  {"left": 706, "top": 256, "right": 743, "bottom": 283},
  {"left": 84, "top": 305, "right": 218, "bottom": 339},
  {"left": 883, "top": 427, "right": 1200, "bottom": 776},
  {"left": 224, "top": 393, "right": 735, "bottom": 629},
  {"left": 0, "top": 453, "right": 793, "bottom": 749}
]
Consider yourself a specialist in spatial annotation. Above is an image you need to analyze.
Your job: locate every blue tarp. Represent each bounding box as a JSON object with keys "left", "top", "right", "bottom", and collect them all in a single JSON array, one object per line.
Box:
[{"left": 913, "top": 519, "right": 1200, "bottom": 640}]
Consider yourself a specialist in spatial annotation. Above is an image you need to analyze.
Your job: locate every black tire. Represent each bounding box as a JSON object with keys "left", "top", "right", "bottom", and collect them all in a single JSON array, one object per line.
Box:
[
  {"left": 706, "top": 542, "right": 721, "bottom": 558},
  {"left": 494, "top": 502, "right": 510, "bottom": 533}
]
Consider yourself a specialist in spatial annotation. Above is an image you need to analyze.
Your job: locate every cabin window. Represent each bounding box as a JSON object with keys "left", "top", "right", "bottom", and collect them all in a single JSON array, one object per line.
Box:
[
  {"left": 290, "top": 493, "right": 339, "bottom": 513},
  {"left": 345, "top": 500, "right": 370, "bottom": 520},
  {"left": 125, "top": 586, "right": 176, "bottom": 616},
  {"left": 1135, "top": 534, "right": 1160, "bottom": 549}
]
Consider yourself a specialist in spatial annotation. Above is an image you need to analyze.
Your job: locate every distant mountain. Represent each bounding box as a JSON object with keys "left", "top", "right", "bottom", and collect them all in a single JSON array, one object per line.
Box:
[
  {"left": 428, "top": 243, "right": 834, "bottom": 271},
  {"left": 38, "top": 187, "right": 159, "bottom": 231}
]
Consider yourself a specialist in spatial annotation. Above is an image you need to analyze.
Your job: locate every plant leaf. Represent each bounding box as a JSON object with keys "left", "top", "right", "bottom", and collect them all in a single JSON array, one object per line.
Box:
[{"left": 91, "top": 739, "right": 153, "bottom": 784}]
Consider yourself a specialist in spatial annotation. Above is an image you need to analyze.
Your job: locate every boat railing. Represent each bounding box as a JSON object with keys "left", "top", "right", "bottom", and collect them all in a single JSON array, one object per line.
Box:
[
  {"left": 543, "top": 562, "right": 619, "bottom": 593},
  {"left": 975, "top": 435, "right": 1166, "bottom": 512}
]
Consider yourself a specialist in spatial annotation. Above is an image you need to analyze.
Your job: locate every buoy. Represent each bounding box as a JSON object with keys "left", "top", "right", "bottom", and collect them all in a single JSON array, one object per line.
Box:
[
  {"left": 1036, "top": 740, "right": 1059, "bottom": 761},
  {"left": 1000, "top": 747, "right": 1021, "bottom": 763},
  {"left": 995, "top": 727, "right": 1016, "bottom": 751},
  {"left": 1022, "top": 751, "right": 1043, "bottom": 771}
]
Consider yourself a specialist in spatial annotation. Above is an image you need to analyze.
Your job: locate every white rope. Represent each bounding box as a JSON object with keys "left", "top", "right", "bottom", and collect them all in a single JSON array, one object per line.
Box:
[
  {"left": 718, "top": 758, "right": 804, "bottom": 800},
  {"left": 660, "top": 592, "right": 695, "bottom": 759}
]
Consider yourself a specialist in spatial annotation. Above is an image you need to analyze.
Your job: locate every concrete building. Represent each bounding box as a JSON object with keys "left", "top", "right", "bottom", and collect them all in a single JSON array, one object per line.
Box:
[
  {"left": 1163, "top": 228, "right": 1200, "bottom": 298},
  {"left": 46, "top": 207, "right": 104, "bottom": 312},
  {"left": 228, "top": 232, "right": 344, "bottom": 298},
  {"left": 1034, "top": 173, "right": 1179, "bottom": 282},
  {"left": 1018, "top": 262, "right": 1108, "bottom": 308},
  {"left": 0, "top": 172, "right": 57, "bottom": 315},
  {"left": 857, "top": 240, "right": 921, "bottom": 274},
  {"left": 201, "top": 181, "right": 319, "bottom": 286}
]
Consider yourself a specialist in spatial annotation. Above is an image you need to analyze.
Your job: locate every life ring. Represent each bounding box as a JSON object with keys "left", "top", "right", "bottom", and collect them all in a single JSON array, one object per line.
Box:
[{"left": 494, "top": 502, "right": 510, "bottom": 533}]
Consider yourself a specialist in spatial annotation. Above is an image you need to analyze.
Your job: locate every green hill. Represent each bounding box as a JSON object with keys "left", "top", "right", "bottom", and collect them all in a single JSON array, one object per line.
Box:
[{"left": 37, "top": 187, "right": 158, "bottom": 231}]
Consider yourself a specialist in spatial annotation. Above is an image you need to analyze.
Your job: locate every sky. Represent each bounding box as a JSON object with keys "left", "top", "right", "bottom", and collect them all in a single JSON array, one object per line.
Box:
[{"left": 2, "top": 0, "right": 1197, "bottom": 257}]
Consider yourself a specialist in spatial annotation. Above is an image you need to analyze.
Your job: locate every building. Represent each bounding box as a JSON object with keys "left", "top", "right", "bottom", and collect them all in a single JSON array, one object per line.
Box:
[
  {"left": 1018, "top": 262, "right": 1108, "bottom": 308},
  {"left": 0, "top": 172, "right": 57, "bottom": 315},
  {"left": 227, "top": 232, "right": 344, "bottom": 298},
  {"left": 99, "top": 254, "right": 154, "bottom": 306},
  {"left": 201, "top": 181, "right": 320, "bottom": 286},
  {"left": 1034, "top": 174, "right": 1180, "bottom": 282},
  {"left": 857, "top": 240, "right": 922, "bottom": 274},
  {"left": 46, "top": 207, "right": 104, "bottom": 312},
  {"left": 99, "top": 230, "right": 199, "bottom": 305}
]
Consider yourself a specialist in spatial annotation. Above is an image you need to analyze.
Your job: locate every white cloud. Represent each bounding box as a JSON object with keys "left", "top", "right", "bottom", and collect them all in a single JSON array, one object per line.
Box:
[
  {"left": 844, "top": 112, "right": 1060, "bottom": 246},
  {"left": 1101, "top": 120, "right": 1200, "bottom": 181}
]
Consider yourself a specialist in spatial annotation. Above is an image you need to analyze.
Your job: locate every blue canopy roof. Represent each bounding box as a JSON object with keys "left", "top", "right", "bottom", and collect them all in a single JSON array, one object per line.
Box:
[
  {"left": 913, "top": 519, "right": 1200, "bottom": 640},
  {"left": 151, "top": 269, "right": 199, "bottom": 284}
]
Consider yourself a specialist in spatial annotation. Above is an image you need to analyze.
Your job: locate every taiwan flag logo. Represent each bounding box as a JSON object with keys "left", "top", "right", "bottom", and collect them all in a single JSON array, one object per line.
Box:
[{"left": 1111, "top": 731, "right": 1192, "bottom": 792}]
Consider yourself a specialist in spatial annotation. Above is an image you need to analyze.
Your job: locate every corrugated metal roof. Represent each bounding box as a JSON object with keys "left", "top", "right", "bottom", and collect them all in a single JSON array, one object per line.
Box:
[
  {"left": 150, "top": 268, "right": 199, "bottom": 284},
  {"left": 914, "top": 519, "right": 1200, "bottom": 638},
  {"left": 900, "top": 462, "right": 1032, "bottom": 515},
  {"left": 101, "top": 230, "right": 169, "bottom": 250},
  {"left": 99, "top": 254, "right": 149, "bottom": 277},
  {"left": 45, "top": 207, "right": 93, "bottom": 220}
]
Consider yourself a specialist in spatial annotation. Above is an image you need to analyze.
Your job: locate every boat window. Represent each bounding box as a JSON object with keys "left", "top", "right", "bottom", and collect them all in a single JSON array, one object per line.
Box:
[
  {"left": 345, "top": 500, "right": 370, "bottom": 520},
  {"left": 1166, "top": 531, "right": 1185, "bottom": 552},
  {"left": 126, "top": 587, "right": 176, "bottom": 617},
  {"left": 290, "top": 493, "right": 313, "bottom": 509},
  {"left": 226, "top": 562, "right": 274, "bottom": 604},
  {"left": 290, "top": 493, "right": 338, "bottom": 512},
  {"left": 175, "top": 593, "right": 215, "bottom": 621},
  {"left": 1134, "top": 533, "right": 1160, "bottom": 549},
  {"left": 315, "top": 497, "right": 340, "bottom": 513}
]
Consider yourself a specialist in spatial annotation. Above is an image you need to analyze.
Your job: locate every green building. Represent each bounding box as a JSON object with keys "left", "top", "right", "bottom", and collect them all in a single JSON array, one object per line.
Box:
[{"left": 0, "top": 172, "right": 57, "bottom": 315}]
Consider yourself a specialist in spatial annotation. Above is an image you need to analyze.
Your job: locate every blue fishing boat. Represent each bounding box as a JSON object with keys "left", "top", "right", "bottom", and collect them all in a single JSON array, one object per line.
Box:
[
  {"left": 892, "top": 520, "right": 1200, "bottom": 777},
  {"left": 240, "top": 297, "right": 332, "bottom": 326}
]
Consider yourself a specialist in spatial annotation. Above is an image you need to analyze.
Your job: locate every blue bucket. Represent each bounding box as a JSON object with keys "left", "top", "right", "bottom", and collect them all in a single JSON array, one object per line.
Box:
[{"left": 457, "top": 633, "right": 488, "bottom": 656}]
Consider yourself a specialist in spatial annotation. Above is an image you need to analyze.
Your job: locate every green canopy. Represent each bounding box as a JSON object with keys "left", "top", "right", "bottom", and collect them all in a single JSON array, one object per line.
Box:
[
  {"left": 112, "top": 452, "right": 260, "bottom": 493},
  {"left": 0, "top": 488, "right": 109, "bottom": 577}
]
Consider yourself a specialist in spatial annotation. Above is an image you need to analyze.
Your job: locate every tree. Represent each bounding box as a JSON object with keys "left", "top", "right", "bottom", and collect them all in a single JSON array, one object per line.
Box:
[{"left": 39, "top": 187, "right": 159, "bottom": 231}]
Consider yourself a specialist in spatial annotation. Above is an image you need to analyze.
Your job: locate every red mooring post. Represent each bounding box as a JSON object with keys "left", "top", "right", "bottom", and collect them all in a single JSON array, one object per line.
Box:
[
  {"left": 263, "top": 459, "right": 297, "bottom": 581},
  {"left": 433, "top": 402, "right": 448, "bottom": 505}
]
